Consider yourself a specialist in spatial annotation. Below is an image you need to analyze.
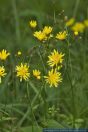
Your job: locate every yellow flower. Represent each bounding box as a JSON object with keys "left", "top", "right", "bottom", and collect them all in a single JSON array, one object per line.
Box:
[
  {"left": 29, "top": 20, "right": 37, "bottom": 28},
  {"left": 66, "top": 18, "right": 75, "bottom": 27},
  {"left": 56, "top": 31, "right": 67, "bottom": 40},
  {"left": 44, "top": 69, "right": 62, "bottom": 87},
  {"left": 16, "top": 63, "right": 30, "bottom": 82},
  {"left": 74, "top": 31, "right": 79, "bottom": 36},
  {"left": 0, "top": 66, "right": 6, "bottom": 83},
  {"left": 0, "top": 49, "right": 10, "bottom": 60},
  {"left": 47, "top": 49, "right": 64, "bottom": 67},
  {"left": 17, "top": 51, "right": 22, "bottom": 56},
  {"left": 33, "top": 31, "right": 47, "bottom": 41},
  {"left": 43, "top": 26, "right": 53, "bottom": 35},
  {"left": 33, "top": 69, "right": 41, "bottom": 79},
  {"left": 84, "top": 19, "right": 88, "bottom": 27},
  {"left": 71, "top": 22, "right": 85, "bottom": 32}
]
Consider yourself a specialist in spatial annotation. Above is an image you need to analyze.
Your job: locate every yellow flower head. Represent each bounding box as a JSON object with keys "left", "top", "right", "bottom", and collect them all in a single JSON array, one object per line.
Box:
[
  {"left": 74, "top": 31, "right": 79, "bottom": 36},
  {"left": 16, "top": 63, "right": 30, "bottom": 82},
  {"left": 33, "top": 69, "right": 41, "bottom": 79},
  {"left": 17, "top": 51, "right": 22, "bottom": 56},
  {"left": 0, "top": 66, "right": 7, "bottom": 83},
  {"left": 0, "top": 49, "right": 10, "bottom": 60},
  {"left": 29, "top": 20, "right": 37, "bottom": 28},
  {"left": 84, "top": 19, "right": 88, "bottom": 27},
  {"left": 44, "top": 69, "right": 62, "bottom": 87},
  {"left": 71, "top": 22, "right": 85, "bottom": 32},
  {"left": 47, "top": 49, "right": 64, "bottom": 67},
  {"left": 56, "top": 31, "right": 67, "bottom": 40},
  {"left": 33, "top": 31, "right": 47, "bottom": 41},
  {"left": 66, "top": 18, "right": 75, "bottom": 27},
  {"left": 43, "top": 26, "right": 53, "bottom": 35}
]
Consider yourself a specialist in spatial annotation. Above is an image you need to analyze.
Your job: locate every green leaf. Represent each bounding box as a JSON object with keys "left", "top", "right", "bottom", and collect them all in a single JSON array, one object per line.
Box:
[
  {"left": 46, "top": 119, "right": 65, "bottom": 129},
  {"left": 75, "top": 118, "right": 84, "bottom": 123},
  {"left": 21, "top": 126, "right": 42, "bottom": 132}
]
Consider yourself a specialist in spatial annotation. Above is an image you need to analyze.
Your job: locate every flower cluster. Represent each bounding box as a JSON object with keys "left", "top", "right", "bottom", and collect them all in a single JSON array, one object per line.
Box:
[
  {"left": 0, "top": 20, "right": 71, "bottom": 87},
  {"left": 44, "top": 49, "right": 64, "bottom": 87},
  {"left": 33, "top": 26, "right": 53, "bottom": 41},
  {"left": 29, "top": 20, "right": 68, "bottom": 41},
  {"left": 16, "top": 63, "right": 41, "bottom": 82},
  {"left": 29, "top": 18, "right": 88, "bottom": 42},
  {"left": 65, "top": 17, "right": 88, "bottom": 35},
  {"left": 0, "top": 48, "right": 64, "bottom": 88}
]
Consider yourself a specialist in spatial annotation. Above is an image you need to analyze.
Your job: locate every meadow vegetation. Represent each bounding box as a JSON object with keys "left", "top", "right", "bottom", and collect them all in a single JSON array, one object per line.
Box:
[{"left": 0, "top": 0, "right": 88, "bottom": 131}]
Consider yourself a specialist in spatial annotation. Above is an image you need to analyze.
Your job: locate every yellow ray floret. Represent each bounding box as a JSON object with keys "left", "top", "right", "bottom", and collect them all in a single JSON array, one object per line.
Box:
[
  {"left": 0, "top": 49, "right": 10, "bottom": 60},
  {"left": 29, "top": 20, "right": 37, "bottom": 28},
  {"left": 16, "top": 63, "right": 30, "bottom": 82},
  {"left": 33, "top": 31, "right": 47, "bottom": 41},
  {"left": 0, "top": 66, "right": 7, "bottom": 83},
  {"left": 33, "top": 69, "right": 41, "bottom": 79},
  {"left": 47, "top": 49, "right": 64, "bottom": 67},
  {"left": 56, "top": 31, "right": 67, "bottom": 40},
  {"left": 66, "top": 18, "right": 75, "bottom": 27},
  {"left": 17, "top": 51, "right": 22, "bottom": 56},
  {"left": 71, "top": 22, "right": 85, "bottom": 32},
  {"left": 44, "top": 69, "right": 62, "bottom": 87},
  {"left": 84, "top": 19, "right": 88, "bottom": 27},
  {"left": 74, "top": 31, "right": 79, "bottom": 36},
  {"left": 43, "top": 26, "right": 53, "bottom": 35}
]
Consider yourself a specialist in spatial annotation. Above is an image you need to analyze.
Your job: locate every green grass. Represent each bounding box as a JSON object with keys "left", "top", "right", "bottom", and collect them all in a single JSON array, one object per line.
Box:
[{"left": 0, "top": 0, "right": 88, "bottom": 131}]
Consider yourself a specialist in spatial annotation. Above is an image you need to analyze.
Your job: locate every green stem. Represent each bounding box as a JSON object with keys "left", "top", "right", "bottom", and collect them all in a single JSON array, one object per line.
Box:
[
  {"left": 38, "top": 46, "right": 46, "bottom": 73},
  {"left": 66, "top": 38, "right": 75, "bottom": 128},
  {"left": 43, "top": 82, "right": 47, "bottom": 121},
  {"left": 26, "top": 82, "right": 34, "bottom": 132},
  {"left": 12, "top": 0, "right": 21, "bottom": 43},
  {"left": 27, "top": 82, "right": 40, "bottom": 131},
  {"left": 66, "top": 69, "right": 76, "bottom": 128},
  {"left": 66, "top": 39, "right": 72, "bottom": 74},
  {"left": 73, "top": 0, "right": 80, "bottom": 17}
]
